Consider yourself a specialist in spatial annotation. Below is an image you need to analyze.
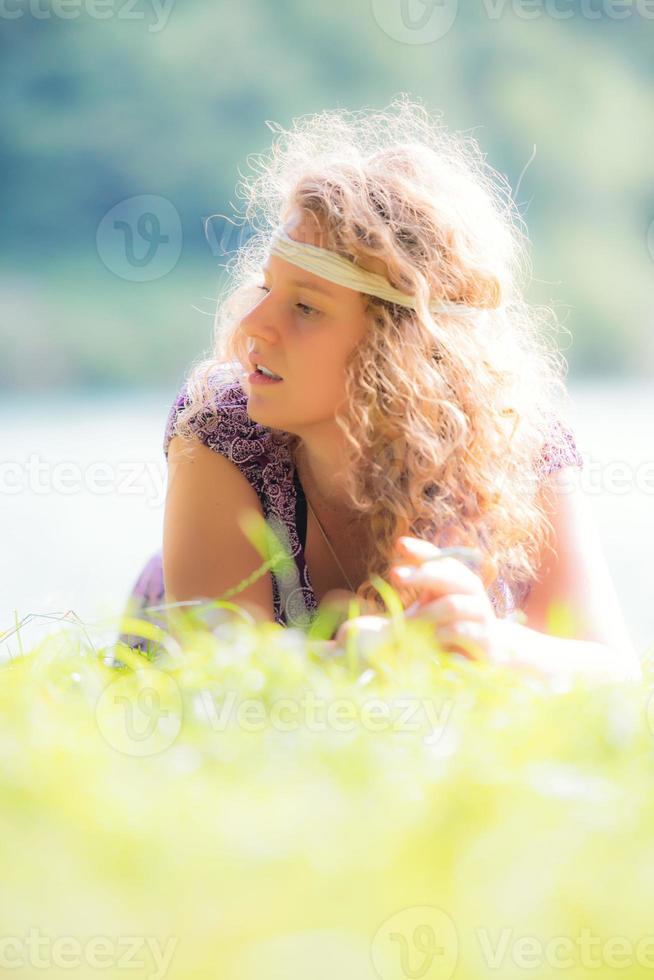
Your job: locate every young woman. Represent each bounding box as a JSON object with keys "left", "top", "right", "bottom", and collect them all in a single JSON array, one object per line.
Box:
[{"left": 120, "top": 96, "right": 640, "bottom": 686}]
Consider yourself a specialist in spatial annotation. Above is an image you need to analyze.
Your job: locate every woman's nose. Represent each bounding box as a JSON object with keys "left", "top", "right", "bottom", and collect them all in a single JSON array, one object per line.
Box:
[{"left": 241, "top": 297, "right": 279, "bottom": 344}]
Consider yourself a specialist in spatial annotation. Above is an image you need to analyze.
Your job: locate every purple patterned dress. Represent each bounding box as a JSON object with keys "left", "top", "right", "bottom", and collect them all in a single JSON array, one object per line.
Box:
[{"left": 118, "top": 372, "right": 583, "bottom": 652}]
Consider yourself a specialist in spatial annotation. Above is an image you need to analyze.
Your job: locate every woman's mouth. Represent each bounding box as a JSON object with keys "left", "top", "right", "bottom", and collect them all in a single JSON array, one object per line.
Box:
[{"left": 248, "top": 369, "right": 284, "bottom": 386}]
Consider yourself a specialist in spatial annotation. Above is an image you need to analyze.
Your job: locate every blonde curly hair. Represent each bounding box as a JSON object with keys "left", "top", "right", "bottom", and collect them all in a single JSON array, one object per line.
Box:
[{"left": 172, "top": 93, "right": 579, "bottom": 618}]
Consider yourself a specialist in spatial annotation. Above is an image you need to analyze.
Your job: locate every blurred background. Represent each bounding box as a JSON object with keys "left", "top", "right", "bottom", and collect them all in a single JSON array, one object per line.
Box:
[{"left": 1, "top": 1, "right": 652, "bottom": 653}]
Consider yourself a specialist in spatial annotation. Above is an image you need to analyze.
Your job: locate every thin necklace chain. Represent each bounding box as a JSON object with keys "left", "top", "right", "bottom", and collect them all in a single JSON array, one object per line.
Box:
[
  {"left": 294, "top": 443, "right": 357, "bottom": 593},
  {"left": 304, "top": 495, "right": 356, "bottom": 594}
]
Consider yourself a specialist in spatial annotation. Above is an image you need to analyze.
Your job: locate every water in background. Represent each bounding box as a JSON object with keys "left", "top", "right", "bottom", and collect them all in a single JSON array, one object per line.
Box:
[{"left": 1, "top": 381, "right": 652, "bottom": 656}]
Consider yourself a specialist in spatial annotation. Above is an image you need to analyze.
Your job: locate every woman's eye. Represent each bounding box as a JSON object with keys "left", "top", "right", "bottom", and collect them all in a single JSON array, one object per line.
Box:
[
  {"left": 257, "top": 285, "right": 319, "bottom": 318},
  {"left": 296, "top": 302, "right": 318, "bottom": 317}
]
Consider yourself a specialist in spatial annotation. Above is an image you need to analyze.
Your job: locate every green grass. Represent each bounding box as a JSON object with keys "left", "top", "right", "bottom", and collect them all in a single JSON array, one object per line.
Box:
[{"left": 1, "top": 600, "right": 654, "bottom": 979}]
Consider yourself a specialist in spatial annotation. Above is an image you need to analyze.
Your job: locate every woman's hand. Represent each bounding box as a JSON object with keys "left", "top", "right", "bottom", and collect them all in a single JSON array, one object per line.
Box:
[
  {"left": 389, "top": 536, "right": 506, "bottom": 663},
  {"left": 335, "top": 536, "right": 507, "bottom": 665},
  {"left": 332, "top": 536, "right": 639, "bottom": 688}
]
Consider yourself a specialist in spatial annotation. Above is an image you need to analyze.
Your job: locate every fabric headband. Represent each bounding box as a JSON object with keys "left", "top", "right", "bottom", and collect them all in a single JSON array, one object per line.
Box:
[{"left": 268, "top": 226, "right": 481, "bottom": 317}]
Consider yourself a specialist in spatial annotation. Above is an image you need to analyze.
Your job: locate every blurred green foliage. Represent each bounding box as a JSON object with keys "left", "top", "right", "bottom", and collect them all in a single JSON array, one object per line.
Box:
[
  {"left": 1, "top": 612, "right": 654, "bottom": 978},
  {"left": 2, "top": 0, "right": 653, "bottom": 389}
]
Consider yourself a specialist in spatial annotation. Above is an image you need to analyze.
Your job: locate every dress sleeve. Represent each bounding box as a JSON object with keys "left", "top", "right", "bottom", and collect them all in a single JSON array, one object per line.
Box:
[
  {"left": 535, "top": 416, "right": 584, "bottom": 481},
  {"left": 500, "top": 417, "right": 584, "bottom": 615},
  {"left": 163, "top": 375, "right": 240, "bottom": 459},
  {"left": 163, "top": 383, "right": 191, "bottom": 458},
  {"left": 162, "top": 374, "right": 268, "bottom": 495}
]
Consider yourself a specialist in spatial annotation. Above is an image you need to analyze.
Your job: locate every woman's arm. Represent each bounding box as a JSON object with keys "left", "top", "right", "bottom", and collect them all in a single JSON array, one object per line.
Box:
[
  {"left": 516, "top": 464, "right": 642, "bottom": 682},
  {"left": 334, "top": 467, "right": 642, "bottom": 686},
  {"left": 163, "top": 435, "right": 276, "bottom": 623},
  {"left": 497, "top": 620, "right": 642, "bottom": 685}
]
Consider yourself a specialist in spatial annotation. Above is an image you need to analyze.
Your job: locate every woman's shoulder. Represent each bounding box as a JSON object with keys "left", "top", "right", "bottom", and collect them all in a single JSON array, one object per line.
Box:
[
  {"left": 163, "top": 366, "right": 291, "bottom": 490},
  {"left": 164, "top": 367, "right": 247, "bottom": 452}
]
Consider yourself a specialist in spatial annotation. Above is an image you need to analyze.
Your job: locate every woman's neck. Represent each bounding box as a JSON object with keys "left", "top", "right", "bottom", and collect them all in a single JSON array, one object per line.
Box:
[
  {"left": 293, "top": 439, "right": 351, "bottom": 512},
  {"left": 293, "top": 440, "right": 365, "bottom": 533}
]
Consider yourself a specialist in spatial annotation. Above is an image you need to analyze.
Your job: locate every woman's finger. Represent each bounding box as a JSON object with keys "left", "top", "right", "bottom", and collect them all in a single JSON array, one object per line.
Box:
[
  {"left": 391, "top": 555, "right": 485, "bottom": 599},
  {"left": 430, "top": 623, "right": 488, "bottom": 662},
  {"left": 334, "top": 615, "right": 392, "bottom": 646},
  {"left": 394, "top": 536, "right": 484, "bottom": 574},
  {"left": 405, "top": 593, "right": 488, "bottom": 627},
  {"left": 394, "top": 536, "right": 442, "bottom": 564}
]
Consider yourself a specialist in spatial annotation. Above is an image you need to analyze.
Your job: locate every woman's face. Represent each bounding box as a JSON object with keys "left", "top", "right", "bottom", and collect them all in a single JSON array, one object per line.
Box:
[{"left": 239, "top": 212, "right": 373, "bottom": 436}]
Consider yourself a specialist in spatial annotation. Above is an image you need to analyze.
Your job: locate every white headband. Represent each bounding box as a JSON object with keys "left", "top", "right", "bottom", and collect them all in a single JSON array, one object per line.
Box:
[{"left": 268, "top": 226, "right": 481, "bottom": 317}]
